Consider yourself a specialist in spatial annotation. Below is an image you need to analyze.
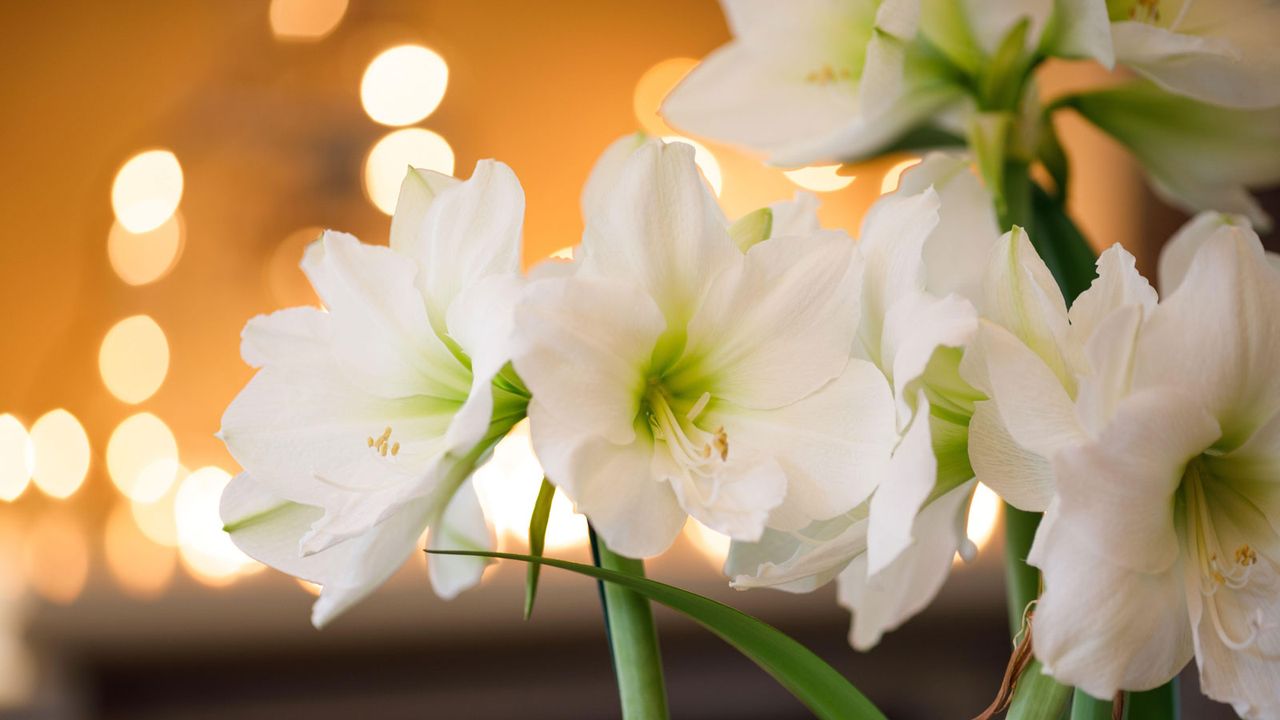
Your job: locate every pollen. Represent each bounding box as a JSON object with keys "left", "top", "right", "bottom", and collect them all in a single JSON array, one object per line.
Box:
[
  {"left": 1236, "top": 545, "right": 1258, "bottom": 567},
  {"left": 368, "top": 426, "right": 398, "bottom": 458},
  {"left": 712, "top": 426, "right": 728, "bottom": 461}
]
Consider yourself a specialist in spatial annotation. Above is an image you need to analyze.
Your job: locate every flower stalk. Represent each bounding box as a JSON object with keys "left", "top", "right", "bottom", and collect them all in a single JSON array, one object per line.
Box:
[{"left": 591, "top": 529, "right": 671, "bottom": 720}]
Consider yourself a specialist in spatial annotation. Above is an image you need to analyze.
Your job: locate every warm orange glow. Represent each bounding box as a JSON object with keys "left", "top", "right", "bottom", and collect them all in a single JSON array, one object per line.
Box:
[
  {"left": 0, "top": 415, "right": 33, "bottom": 502},
  {"left": 22, "top": 512, "right": 88, "bottom": 604},
  {"left": 269, "top": 0, "right": 347, "bottom": 41},
  {"left": 684, "top": 519, "right": 731, "bottom": 569},
  {"left": 266, "top": 227, "right": 323, "bottom": 307},
  {"left": 131, "top": 472, "right": 182, "bottom": 548},
  {"left": 111, "top": 149, "right": 184, "bottom": 233},
  {"left": 966, "top": 482, "right": 1002, "bottom": 552},
  {"left": 784, "top": 165, "right": 856, "bottom": 192},
  {"left": 634, "top": 57, "right": 697, "bottom": 136},
  {"left": 472, "top": 421, "right": 588, "bottom": 551},
  {"left": 175, "top": 466, "right": 260, "bottom": 584},
  {"left": 661, "top": 136, "right": 722, "bottom": 196},
  {"left": 107, "top": 412, "right": 179, "bottom": 503},
  {"left": 107, "top": 212, "right": 184, "bottom": 286},
  {"left": 296, "top": 579, "right": 323, "bottom": 596},
  {"left": 28, "top": 410, "right": 90, "bottom": 500},
  {"left": 99, "top": 315, "right": 170, "bottom": 404},
  {"left": 364, "top": 128, "right": 456, "bottom": 215},
  {"left": 105, "top": 502, "right": 176, "bottom": 599},
  {"left": 880, "top": 158, "right": 922, "bottom": 195},
  {"left": 361, "top": 45, "right": 449, "bottom": 127}
]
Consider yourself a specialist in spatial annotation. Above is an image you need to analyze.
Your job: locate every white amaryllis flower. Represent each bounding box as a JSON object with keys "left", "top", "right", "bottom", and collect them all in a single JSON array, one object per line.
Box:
[
  {"left": 218, "top": 161, "right": 529, "bottom": 627},
  {"left": 1066, "top": 82, "right": 1280, "bottom": 231},
  {"left": 1106, "top": 0, "right": 1280, "bottom": 109},
  {"left": 969, "top": 212, "right": 1280, "bottom": 717},
  {"left": 727, "top": 154, "right": 1000, "bottom": 649},
  {"left": 512, "top": 139, "right": 894, "bottom": 558}
]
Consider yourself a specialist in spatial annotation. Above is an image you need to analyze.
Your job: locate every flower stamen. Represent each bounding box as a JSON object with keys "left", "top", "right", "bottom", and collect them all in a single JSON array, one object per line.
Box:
[{"left": 366, "top": 426, "right": 399, "bottom": 458}]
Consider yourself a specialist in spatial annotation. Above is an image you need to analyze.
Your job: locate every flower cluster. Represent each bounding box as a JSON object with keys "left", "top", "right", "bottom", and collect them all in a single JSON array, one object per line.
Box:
[{"left": 218, "top": 0, "right": 1280, "bottom": 716}]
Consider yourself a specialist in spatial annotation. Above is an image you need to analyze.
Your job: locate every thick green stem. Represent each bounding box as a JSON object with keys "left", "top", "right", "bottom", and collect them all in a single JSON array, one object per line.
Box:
[
  {"left": 1008, "top": 660, "right": 1073, "bottom": 720},
  {"left": 1003, "top": 505, "right": 1041, "bottom": 637},
  {"left": 1070, "top": 689, "right": 1113, "bottom": 720},
  {"left": 591, "top": 530, "right": 670, "bottom": 720},
  {"left": 1125, "top": 679, "right": 1179, "bottom": 719}
]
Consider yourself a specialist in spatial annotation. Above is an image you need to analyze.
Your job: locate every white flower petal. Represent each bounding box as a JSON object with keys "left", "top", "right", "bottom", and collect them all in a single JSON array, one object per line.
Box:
[
  {"left": 388, "top": 166, "right": 460, "bottom": 255},
  {"left": 767, "top": 191, "right": 822, "bottom": 239},
  {"left": 426, "top": 478, "right": 496, "bottom": 600},
  {"left": 1157, "top": 211, "right": 1253, "bottom": 297},
  {"left": 240, "top": 306, "right": 330, "bottom": 369},
  {"left": 670, "top": 230, "right": 862, "bottom": 410},
  {"left": 302, "top": 231, "right": 470, "bottom": 400},
  {"left": 513, "top": 276, "right": 665, "bottom": 446},
  {"left": 1031, "top": 516, "right": 1193, "bottom": 697},
  {"left": 840, "top": 480, "right": 973, "bottom": 651},
  {"left": 726, "top": 510, "right": 870, "bottom": 593},
  {"left": 661, "top": 451, "right": 786, "bottom": 543},
  {"left": 220, "top": 473, "right": 432, "bottom": 628},
  {"left": 980, "top": 227, "right": 1072, "bottom": 386},
  {"left": 1074, "top": 303, "right": 1145, "bottom": 437},
  {"left": 866, "top": 391, "right": 939, "bottom": 576},
  {"left": 443, "top": 273, "right": 526, "bottom": 452},
  {"left": 580, "top": 141, "right": 736, "bottom": 325},
  {"left": 714, "top": 359, "right": 896, "bottom": 531},
  {"left": 1066, "top": 244, "right": 1157, "bottom": 365},
  {"left": 1135, "top": 226, "right": 1280, "bottom": 448},
  {"left": 968, "top": 400, "right": 1055, "bottom": 512},
  {"left": 581, "top": 132, "right": 648, "bottom": 224},
  {"left": 528, "top": 401, "right": 685, "bottom": 558},
  {"left": 881, "top": 291, "right": 978, "bottom": 424},
  {"left": 1053, "top": 389, "right": 1221, "bottom": 574},
  {"left": 1043, "top": 0, "right": 1115, "bottom": 66}
]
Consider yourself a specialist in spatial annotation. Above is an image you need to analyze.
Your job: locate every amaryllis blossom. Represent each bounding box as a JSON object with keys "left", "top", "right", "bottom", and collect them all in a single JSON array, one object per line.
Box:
[
  {"left": 218, "top": 161, "right": 529, "bottom": 627},
  {"left": 968, "top": 212, "right": 1280, "bottom": 717},
  {"left": 512, "top": 139, "right": 893, "bottom": 558},
  {"left": 1105, "top": 0, "right": 1280, "bottom": 109},
  {"left": 728, "top": 154, "right": 999, "bottom": 649}
]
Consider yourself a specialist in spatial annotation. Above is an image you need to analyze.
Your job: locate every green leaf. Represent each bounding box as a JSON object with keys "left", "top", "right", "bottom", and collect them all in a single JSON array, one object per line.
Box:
[
  {"left": 430, "top": 549, "right": 887, "bottom": 720},
  {"left": 1007, "top": 660, "right": 1073, "bottom": 720},
  {"left": 1030, "top": 183, "right": 1098, "bottom": 305},
  {"left": 980, "top": 18, "right": 1031, "bottom": 111},
  {"left": 1125, "top": 679, "right": 1179, "bottom": 719},
  {"left": 523, "top": 478, "right": 556, "bottom": 620}
]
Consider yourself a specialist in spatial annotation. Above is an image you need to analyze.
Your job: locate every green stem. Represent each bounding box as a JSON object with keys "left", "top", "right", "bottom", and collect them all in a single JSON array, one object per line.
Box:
[
  {"left": 998, "top": 160, "right": 1035, "bottom": 233},
  {"left": 1070, "top": 689, "right": 1113, "bottom": 720},
  {"left": 1003, "top": 505, "right": 1041, "bottom": 637},
  {"left": 1125, "top": 679, "right": 1179, "bottom": 719},
  {"left": 591, "top": 529, "right": 670, "bottom": 720},
  {"left": 1008, "top": 660, "right": 1073, "bottom": 720}
]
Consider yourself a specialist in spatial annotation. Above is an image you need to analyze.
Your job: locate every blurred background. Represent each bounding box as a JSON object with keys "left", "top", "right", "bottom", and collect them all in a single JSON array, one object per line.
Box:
[{"left": 0, "top": 2, "right": 1269, "bottom": 718}]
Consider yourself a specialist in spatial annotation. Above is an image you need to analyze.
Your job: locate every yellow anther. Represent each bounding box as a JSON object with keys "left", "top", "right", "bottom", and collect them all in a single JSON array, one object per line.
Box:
[
  {"left": 367, "top": 437, "right": 375, "bottom": 447},
  {"left": 713, "top": 426, "right": 729, "bottom": 461},
  {"left": 1236, "top": 545, "right": 1258, "bottom": 567},
  {"left": 391, "top": 442, "right": 400, "bottom": 456}
]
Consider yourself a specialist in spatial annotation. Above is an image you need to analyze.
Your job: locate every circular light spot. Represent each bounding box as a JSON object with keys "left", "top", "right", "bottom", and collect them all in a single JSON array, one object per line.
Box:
[
  {"left": 473, "top": 421, "right": 588, "bottom": 552},
  {"left": 364, "top": 128, "right": 455, "bottom": 215},
  {"left": 880, "top": 158, "right": 922, "bottom": 195},
  {"left": 685, "top": 519, "right": 731, "bottom": 569},
  {"left": 29, "top": 410, "right": 90, "bottom": 499},
  {"left": 269, "top": 0, "right": 347, "bottom": 41},
  {"left": 633, "top": 57, "right": 698, "bottom": 136},
  {"left": 783, "top": 164, "right": 856, "bottom": 192},
  {"left": 131, "top": 471, "right": 182, "bottom": 548},
  {"left": 105, "top": 502, "right": 176, "bottom": 599},
  {"left": 107, "top": 413, "right": 179, "bottom": 502},
  {"left": 661, "top": 136, "right": 722, "bottom": 197},
  {"left": 175, "top": 466, "right": 259, "bottom": 585},
  {"left": 99, "top": 315, "right": 170, "bottom": 404},
  {"left": 0, "top": 415, "right": 33, "bottom": 502},
  {"left": 23, "top": 513, "right": 88, "bottom": 604},
  {"left": 111, "top": 150, "right": 184, "bottom": 233},
  {"left": 265, "top": 227, "right": 322, "bottom": 307},
  {"left": 360, "top": 45, "right": 449, "bottom": 127},
  {"left": 107, "top": 212, "right": 184, "bottom": 286}
]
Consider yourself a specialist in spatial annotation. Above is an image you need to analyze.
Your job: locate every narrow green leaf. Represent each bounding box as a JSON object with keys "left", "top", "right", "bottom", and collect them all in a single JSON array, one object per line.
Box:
[
  {"left": 430, "top": 549, "right": 886, "bottom": 720},
  {"left": 1007, "top": 660, "right": 1073, "bottom": 720},
  {"left": 980, "top": 18, "right": 1031, "bottom": 110},
  {"left": 1125, "top": 678, "right": 1179, "bottom": 719},
  {"left": 1030, "top": 183, "right": 1098, "bottom": 305},
  {"left": 1071, "top": 689, "right": 1114, "bottom": 720},
  {"left": 523, "top": 477, "right": 556, "bottom": 620}
]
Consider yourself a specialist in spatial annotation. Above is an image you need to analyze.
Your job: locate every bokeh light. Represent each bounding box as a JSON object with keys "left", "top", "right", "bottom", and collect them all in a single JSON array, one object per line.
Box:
[
  {"left": 107, "top": 212, "right": 184, "bottom": 286},
  {"left": 783, "top": 165, "right": 856, "bottom": 192},
  {"left": 0, "top": 415, "right": 33, "bottom": 502},
  {"left": 472, "top": 421, "right": 588, "bottom": 552},
  {"left": 364, "top": 128, "right": 455, "bottom": 215},
  {"left": 880, "top": 157, "right": 922, "bottom": 195},
  {"left": 175, "top": 466, "right": 259, "bottom": 585},
  {"left": 661, "top": 136, "right": 722, "bottom": 196},
  {"left": 966, "top": 483, "right": 1002, "bottom": 555},
  {"left": 105, "top": 502, "right": 176, "bottom": 599},
  {"left": 360, "top": 45, "right": 449, "bottom": 127},
  {"left": 107, "top": 412, "right": 179, "bottom": 503},
  {"left": 28, "top": 410, "right": 90, "bottom": 500},
  {"left": 265, "top": 226, "right": 322, "bottom": 307},
  {"left": 131, "top": 470, "right": 182, "bottom": 548},
  {"left": 634, "top": 57, "right": 697, "bottom": 136},
  {"left": 111, "top": 149, "right": 184, "bottom": 233},
  {"left": 22, "top": 513, "right": 88, "bottom": 604},
  {"left": 99, "top": 315, "right": 170, "bottom": 404},
  {"left": 269, "top": 0, "right": 347, "bottom": 41},
  {"left": 684, "top": 520, "right": 731, "bottom": 569}
]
